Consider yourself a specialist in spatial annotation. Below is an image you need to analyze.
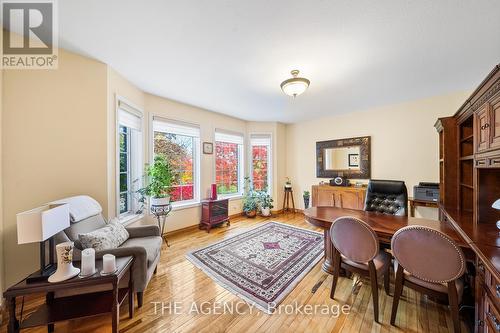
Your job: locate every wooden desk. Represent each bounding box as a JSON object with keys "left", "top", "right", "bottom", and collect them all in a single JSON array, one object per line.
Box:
[
  {"left": 304, "top": 206, "right": 467, "bottom": 274},
  {"left": 4, "top": 256, "right": 134, "bottom": 333},
  {"left": 408, "top": 197, "right": 439, "bottom": 217}
]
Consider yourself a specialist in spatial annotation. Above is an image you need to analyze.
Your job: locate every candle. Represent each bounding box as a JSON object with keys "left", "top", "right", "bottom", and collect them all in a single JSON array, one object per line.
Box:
[
  {"left": 81, "top": 248, "right": 95, "bottom": 276},
  {"left": 102, "top": 254, "right": 116, "bottom": 273},
  {"left": 211, "top": 183, "right": 217, "bottom": 200}
]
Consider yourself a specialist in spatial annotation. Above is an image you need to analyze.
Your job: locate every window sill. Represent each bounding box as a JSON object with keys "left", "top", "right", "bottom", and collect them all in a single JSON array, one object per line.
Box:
[
  {"left": 171, "top": 201, "right": 201, "bottom": 211},
  {"left": 118, "top": 213, "right": 144, "bottom": 226},
  {"left": 218, "top": 194, "right": 244, "bottom": 201}
]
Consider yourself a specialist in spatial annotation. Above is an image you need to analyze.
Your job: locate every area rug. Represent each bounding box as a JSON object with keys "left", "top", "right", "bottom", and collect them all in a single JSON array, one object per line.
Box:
[{"left": 186, "top": 222, "right": 324, "bottom": 313}]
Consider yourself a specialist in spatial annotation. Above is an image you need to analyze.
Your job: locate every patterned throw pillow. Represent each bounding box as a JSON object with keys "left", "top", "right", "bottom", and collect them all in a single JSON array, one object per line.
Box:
[{"left": 78, "top": 220, "right": 130, "bottom": 251}]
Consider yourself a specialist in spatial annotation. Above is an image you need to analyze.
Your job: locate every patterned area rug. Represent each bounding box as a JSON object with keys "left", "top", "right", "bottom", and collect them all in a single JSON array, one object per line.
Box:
[{"left": 186, "top": 222, "right": 324, "bottom": 313}]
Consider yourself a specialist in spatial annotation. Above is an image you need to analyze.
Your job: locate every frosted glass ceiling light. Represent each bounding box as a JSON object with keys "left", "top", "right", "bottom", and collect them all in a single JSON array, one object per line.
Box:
[{"left": 280, "top": 70, "right": 310, "bottom": 97}]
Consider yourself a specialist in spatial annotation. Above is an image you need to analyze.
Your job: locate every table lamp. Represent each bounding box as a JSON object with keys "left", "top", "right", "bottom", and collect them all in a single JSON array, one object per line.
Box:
[
  {"left": 493, "top": 199, "right": 500, "bottom": 230},
  {"left": 17, "top": 203, "right": 70, "bottom": 283}
]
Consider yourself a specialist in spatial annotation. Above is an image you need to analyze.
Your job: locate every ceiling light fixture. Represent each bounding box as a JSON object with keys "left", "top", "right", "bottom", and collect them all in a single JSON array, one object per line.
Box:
[{"left": 280, "top": 70, "right": 310, "bottom": 98}]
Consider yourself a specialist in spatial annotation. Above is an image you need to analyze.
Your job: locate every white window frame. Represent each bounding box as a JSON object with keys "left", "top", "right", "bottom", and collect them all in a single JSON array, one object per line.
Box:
[
  {"left": 214, "top": 129, "right": 245, "bottom": 199},
  {"left": 249, "top": 133, "right": 273, "bottom": 195},
  {"left": 115, "top": 96, "right": 144, "bottom": 222},
  {"left": 150, "top": 115, "right": 201, "bottom": 209}
]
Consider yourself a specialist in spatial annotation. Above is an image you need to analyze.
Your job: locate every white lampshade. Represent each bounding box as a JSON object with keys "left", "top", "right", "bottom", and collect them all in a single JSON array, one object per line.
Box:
[
  {"left": 280, "top": 70, "right": 310, "bottom": 97},
  {"left": 493, "top": 199, "right": 500, "bottom": 210},
  {"left": 17, "top": 203, "right": 70, "bottom": 244}
]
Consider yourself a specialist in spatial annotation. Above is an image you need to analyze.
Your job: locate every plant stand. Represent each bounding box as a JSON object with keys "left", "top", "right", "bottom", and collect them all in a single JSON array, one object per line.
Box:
[
  {"left": 151, "top": 204, "right": 172, "bottom": 247},
  {"left": 282, "top": 188, "right": 296, "bottom": 213}
]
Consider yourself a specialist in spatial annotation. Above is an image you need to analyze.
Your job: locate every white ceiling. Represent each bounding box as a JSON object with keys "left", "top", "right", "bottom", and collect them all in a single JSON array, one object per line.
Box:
[{"left": 59, "top": 0, "right": 500, "bottom": 123}]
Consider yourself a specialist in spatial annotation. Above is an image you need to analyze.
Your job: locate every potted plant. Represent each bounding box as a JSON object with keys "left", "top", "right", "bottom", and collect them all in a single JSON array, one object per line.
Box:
[
  {"left": 258, "top": 191, "right": 274, "bottom": 217},
  {"left": 303, "top": 190, "right": 310, "bottom": 209},
  {"left": 285, "top": 177, "right": 292, "bottom": 189},
  {"left": 141, "top": 154, "right": 174, "bottom": 206},
  {"left": 243, "top": 177, "right": 259, "bottom": 217}
]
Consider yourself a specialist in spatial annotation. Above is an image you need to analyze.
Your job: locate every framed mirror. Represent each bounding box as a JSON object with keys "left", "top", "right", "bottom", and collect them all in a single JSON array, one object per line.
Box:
[{"left": 316, "top": 136, "right": 371, "bottom": 179}]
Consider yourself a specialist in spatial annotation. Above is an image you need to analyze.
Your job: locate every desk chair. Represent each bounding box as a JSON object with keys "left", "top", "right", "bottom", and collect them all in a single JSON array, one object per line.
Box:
[
  {"left": 391, "top": 225, "right": 465, "bottom": 333},
  {"left": 329, "top": 216, "right": 391, "bottom": 323},
  {"left": 364, "top": 179, "right": 408, "bottom": 216}
]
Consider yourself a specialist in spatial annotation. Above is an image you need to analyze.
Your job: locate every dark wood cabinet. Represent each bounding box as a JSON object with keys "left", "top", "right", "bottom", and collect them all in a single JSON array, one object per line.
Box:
[
  {"left": 436, "top": 64, "right": 500, "bottom": 333},
  {"left": 200, "top": 199, "right": 229, "bottom": 233}
]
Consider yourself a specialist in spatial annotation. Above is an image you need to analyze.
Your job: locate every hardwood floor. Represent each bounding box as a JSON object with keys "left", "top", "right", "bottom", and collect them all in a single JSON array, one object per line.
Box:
[{"left": 2, "top": 213, "right": 469, "bottom": 333}]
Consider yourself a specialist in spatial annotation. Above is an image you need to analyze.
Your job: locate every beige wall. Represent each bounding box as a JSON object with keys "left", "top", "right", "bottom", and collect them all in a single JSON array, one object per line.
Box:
[
  {"left": 285, "top": 91, "right": 471, "bottom": 218},
  {"left": 2, "top": 49, "right": 108, "bottom": 286}
]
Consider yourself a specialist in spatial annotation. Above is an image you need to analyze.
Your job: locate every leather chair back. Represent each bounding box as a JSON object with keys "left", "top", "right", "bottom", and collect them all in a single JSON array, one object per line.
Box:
[
  {"left": 364, "top": 179, "right": 408, "bottom": 216},
  {"left": 391, "top": 225, "right": 465, "bottom": 283},
  {"left": 330, "top": 216, "right": 379, "bottom": 263}
]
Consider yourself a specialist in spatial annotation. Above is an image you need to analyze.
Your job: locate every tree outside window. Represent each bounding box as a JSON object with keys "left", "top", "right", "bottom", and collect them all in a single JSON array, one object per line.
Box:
[
  {"left": 154, "top": 132, "right": 194, "bottom": 202},
  {"left": 215, "top": 141, "right": 240, "bottom": 195},
  {"left": 252, "top": 145, "right": 268, "bottom": 191}
]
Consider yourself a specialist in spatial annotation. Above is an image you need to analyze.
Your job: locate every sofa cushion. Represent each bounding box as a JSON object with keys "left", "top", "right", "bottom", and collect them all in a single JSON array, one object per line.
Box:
[
  {"left": 120, "top": 236, "right": 162, "bottom": 266},
  {"left": 78, "top": 221, "right": 129, "bottom": 251},
  {"left": 65, "top": 214, "right": 107, "bottom": 244}
]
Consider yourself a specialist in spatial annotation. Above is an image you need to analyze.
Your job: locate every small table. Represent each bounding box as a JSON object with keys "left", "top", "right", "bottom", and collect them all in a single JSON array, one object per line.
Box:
[
  {"left": 151, "top": 204, "right": 172, "bottom": 246},
  {"left": 408, "top": 197, "right": 439, "bottom": 217},
  {"left": 4, "top": 256, "right": 134, "bottom": 333}
]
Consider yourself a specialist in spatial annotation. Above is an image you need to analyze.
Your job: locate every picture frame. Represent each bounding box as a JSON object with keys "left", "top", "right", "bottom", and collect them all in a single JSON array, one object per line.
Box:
[
  {"left": 203, "top": 142, "right": 213, "bottom": 154},
  {"left": 348, "top": 153, "right": 359, "bottom": 167}
]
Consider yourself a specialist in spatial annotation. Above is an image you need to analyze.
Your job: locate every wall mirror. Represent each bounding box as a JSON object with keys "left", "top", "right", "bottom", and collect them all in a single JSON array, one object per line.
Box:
[{"left": 316, "top": 136, "right": 371, "bottom": 179}]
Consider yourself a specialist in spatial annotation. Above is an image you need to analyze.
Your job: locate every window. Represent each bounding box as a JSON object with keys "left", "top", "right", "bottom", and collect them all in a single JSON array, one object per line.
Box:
[
  {"left": 117, "top": 100, "right": 143, "bottom": 217},
  {"left": 215, "top": 130, "right": 244, "bottom": 196},
  {"left": 153, "top": 117, "right": 200, "bottom": 205},
  {"left": 250, "top": 134, "right": 272, "bottom": 193}
]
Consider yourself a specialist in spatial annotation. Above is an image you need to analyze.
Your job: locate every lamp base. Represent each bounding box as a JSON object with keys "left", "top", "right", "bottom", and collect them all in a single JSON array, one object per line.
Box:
[{"left": 26, "top": 264, "right": 57, "bottom": 284}]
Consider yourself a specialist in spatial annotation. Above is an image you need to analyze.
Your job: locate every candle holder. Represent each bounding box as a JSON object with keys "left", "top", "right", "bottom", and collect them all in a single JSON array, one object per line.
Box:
[{"left": 79, "top": 248, "right": 97, "bottom": 278}]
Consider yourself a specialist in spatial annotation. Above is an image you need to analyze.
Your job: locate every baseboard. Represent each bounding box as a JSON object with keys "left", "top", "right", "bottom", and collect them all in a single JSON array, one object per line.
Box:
[{"left": 165, "top": 224, "right": 199, "bottom": 237}]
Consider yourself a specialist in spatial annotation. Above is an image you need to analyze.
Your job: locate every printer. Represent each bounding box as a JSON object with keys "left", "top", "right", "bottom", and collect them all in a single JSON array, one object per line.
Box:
[{"left": 413, "top": 182, "right": 439, "bottom": 202}]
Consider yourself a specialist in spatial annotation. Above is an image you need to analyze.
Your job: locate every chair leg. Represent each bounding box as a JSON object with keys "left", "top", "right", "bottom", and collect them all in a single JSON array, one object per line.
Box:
[
  {"left": 448, "top": 281, "right": 461, "bottom": 333},
  {"left": 368, "top": 261, "right": 379, "bottom": 323},
  {"left": 137, "top": 291, "right": 144, "bottom": 308},
  {"left": 391, "top": 264, "right": 405, "bottom": 325},
  {"left": 330, "top": 250, "right": 341, "bottom": 300},
  {"left": 384, "top": 264, "right": 390, "bottom": 296}
]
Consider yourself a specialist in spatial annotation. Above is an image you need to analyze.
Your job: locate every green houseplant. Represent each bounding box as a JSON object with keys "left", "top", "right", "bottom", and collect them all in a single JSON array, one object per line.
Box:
[
  {"left": 242, "top": 177, "right": 259, "bottom": 217},
  {"left": 140, "top": 154, "right": 174, "bottom": 206},
  {"left": 258, "top": 191, "right": 274, "bottom": 217},
  {"left": 303, "top": 190, "right": 310, "bottom": 209}
]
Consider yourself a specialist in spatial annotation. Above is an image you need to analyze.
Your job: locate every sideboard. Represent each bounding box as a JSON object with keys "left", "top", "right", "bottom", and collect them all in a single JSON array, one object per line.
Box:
[{"left": 311, "top": 185, "right": 366, "bottom": 210}]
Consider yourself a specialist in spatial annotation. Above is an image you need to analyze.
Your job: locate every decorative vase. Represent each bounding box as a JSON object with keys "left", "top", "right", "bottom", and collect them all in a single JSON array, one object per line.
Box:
[
  {"left": 211, "top": 184, "right": 218, "bottom": 200},
  {"left": 48, "top": 242, "right": 80, "bottom": 283},
  {"left": 303, "top": 196, "right": 310, "bottom": 209},
  {"left": 261, "top": 207, "right": 271, "bottom": 217},
  {"left": 151, "top": 196, "right": 170, "bottom": 206}
]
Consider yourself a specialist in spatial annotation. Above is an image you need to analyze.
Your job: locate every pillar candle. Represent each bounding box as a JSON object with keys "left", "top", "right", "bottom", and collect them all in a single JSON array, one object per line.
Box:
[
  {"left": 81, "top": 248, "right": 95, "bottom": 276},
  {"left": 103, "top": 254, "right": 116, "bottom": 273},
  {"left": 211, "top": 183, "right": 217, "bottom": 200}
]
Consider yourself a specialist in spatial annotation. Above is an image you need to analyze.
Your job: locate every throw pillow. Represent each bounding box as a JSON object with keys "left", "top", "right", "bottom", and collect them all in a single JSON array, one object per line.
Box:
[{"left": 78, "top": 220, "right": 130, "bottom": 251}]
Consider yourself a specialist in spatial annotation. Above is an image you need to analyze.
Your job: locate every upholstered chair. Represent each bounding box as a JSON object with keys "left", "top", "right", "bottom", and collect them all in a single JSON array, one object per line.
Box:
[
  {"left": 329, "top": 216, "right": 391, "bottom": 323},
  {"left": 390, "top": 226, "right": 466, "bottom": 333},
  {"left": 52, "top": 196, "right": 162, "bottom": 308},
  {"left": 364, "top": 180, "right": 408, "bottom": 216}
]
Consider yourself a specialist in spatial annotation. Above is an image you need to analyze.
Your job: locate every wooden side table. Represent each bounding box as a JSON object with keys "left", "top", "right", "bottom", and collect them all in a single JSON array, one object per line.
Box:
[
  {"left": 283, "top": 187, "right": 295, "bottom": 212},
  {"left": 408, "top": 197, "right": 439, "bottom": 217},
  {"left": 4, "top": 256, "right": 134, "bottom": 333}
]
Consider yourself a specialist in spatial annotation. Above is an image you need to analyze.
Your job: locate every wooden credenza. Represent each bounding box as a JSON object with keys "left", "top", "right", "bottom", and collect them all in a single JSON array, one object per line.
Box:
[
  {"left": 311, "top": 185, "right": 366, "bottom": 210},
  {"left": 436, "top": 64, "right": 500, "bottom": 333}
]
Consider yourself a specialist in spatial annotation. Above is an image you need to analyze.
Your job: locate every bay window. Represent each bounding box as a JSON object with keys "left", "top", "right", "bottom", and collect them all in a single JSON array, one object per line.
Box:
[
  {"left": 215, "top": 130, "right": 244, "bottom": 197},
  {"left": 153, "top": 117, "right": 200, "bottom": 206}
]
